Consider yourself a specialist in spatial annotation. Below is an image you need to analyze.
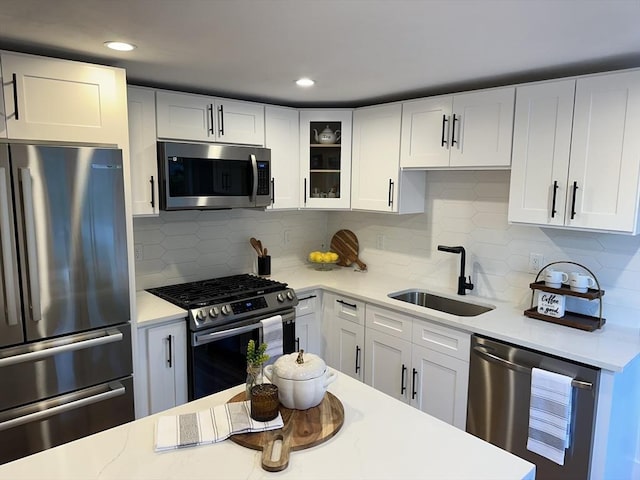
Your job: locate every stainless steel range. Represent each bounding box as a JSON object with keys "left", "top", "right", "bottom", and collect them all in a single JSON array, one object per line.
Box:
[{"left": 147, "top": 274, "right": 298, "bottom": 400}]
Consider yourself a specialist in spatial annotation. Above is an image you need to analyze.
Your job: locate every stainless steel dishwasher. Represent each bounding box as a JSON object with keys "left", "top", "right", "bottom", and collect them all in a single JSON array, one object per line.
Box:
[{"left": 467, "top": 335, "right": 599, "bottom": 480}]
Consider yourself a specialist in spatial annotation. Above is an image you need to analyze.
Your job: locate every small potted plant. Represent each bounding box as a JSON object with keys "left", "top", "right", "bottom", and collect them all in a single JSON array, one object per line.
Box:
[{"left": 246, "top": 340, "right": 279, "bottom": 421}]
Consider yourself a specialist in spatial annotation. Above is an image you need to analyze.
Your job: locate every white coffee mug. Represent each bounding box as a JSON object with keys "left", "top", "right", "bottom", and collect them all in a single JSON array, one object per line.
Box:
[
  {"left": 569, "top": 273, "right": 596, "bottom": 293},
  {"left": 544, "top": 269, "right": 569, "bottom": 288}
]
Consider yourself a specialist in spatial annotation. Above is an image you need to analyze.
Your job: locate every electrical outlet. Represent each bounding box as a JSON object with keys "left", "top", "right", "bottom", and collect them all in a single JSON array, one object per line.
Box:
[
  {"left": 376, "top": 234, "right": 385, "bottom": 250},
  {"left": 283, "top": 230, "right": 291, "bottom": 246},
  {"left": 529, "top": 253, "right": 544, "bottom": 273},
  {"left": 134, "top": 244, "right": 143, "bottom": 261}
]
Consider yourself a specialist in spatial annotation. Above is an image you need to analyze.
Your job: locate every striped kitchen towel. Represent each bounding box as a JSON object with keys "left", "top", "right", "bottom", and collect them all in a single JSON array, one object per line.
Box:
[
  {"left": 526, "top": 367, "right": 574, "bottom": 465},
  {"left": 154, "top": 400, "right": 283, "bottom": 451}
]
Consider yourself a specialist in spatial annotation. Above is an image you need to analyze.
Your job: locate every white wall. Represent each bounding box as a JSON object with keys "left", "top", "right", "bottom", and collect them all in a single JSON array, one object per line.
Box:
[
  {"left": 328, "top": 170, "right": 640, "bottom": 329},
  {"left": 133, "top": 170, "right": 640, "bottom": 329},
  {"left": 133, "top": 209, "right": 328, "bottom": 290}
]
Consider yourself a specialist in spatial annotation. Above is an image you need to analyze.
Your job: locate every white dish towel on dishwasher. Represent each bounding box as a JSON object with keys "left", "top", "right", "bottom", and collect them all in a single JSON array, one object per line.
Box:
[
  {"left": 261, "top": 314, "right": 283, "bottom": 364},
  {"left": 527, "top": 367, "right": 574, "bottom": 465}
]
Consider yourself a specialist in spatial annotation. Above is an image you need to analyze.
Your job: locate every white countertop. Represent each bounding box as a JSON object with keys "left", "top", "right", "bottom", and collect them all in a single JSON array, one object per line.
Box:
[
  {"left": 0, "top": 373, "right": 535, "bottom": 480},
  {"left": 136, "top": 266, "right": 640, "bottom": 372}
]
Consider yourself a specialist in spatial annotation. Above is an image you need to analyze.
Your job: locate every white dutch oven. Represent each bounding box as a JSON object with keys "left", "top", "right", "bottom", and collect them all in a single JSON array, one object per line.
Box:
[{"left": 264, "top": 351, "right": 337, "bottom": 410}]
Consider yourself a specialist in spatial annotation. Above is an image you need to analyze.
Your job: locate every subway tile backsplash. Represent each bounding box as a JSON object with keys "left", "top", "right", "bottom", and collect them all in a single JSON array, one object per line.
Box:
[{"left": 134, "top": 170, "right": 640, "bottom": 329}]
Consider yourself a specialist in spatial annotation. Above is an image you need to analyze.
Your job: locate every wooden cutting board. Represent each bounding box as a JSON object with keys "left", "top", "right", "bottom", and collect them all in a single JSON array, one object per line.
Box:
[
  {"left": 330, "top": 229, "right": 367, "bottom": 270},
  {"left": 228, "top": 392, "right": 344, "bottom": 472}
]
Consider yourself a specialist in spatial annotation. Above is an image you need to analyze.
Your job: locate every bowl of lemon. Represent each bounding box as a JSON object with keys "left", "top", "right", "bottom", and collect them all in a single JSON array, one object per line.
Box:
[{"left": 308, "top": 251, "right": 340, "bottom": 270}]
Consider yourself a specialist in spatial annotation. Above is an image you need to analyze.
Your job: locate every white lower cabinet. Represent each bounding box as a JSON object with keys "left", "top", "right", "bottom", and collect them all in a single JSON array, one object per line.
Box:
[
  {"left": 137, "top": 319, "right": 188, "bottom": 416},
  {"left": 294, "top": 293, "right": 321, "bottom": 356},
  {"left": 363, "top": 304, "right": 470, "bottom": 429},
  {"left": 324, "top": 292, "right": 365, "bottom": 381}
]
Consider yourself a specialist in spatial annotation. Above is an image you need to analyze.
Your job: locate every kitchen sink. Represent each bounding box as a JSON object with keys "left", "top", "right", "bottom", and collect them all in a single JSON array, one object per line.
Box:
[{"left": 388, "top": 289, "right": 494, "bottom": 317}]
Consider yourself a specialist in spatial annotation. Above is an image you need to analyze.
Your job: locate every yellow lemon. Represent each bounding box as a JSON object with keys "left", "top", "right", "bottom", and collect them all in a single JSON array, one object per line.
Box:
[{"left": 328, "top": 252, "right": 339, "bottom": 262}]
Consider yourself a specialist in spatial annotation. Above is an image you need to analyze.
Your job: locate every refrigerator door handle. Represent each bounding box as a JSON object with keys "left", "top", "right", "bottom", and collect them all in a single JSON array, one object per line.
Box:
[
  {"left": 0, "top": 167, "right": 19, "bottom": 326},
  {"left": 472, "top": 346, "right": 593, "bottom": 390},
  {"left": 0, "top": 381, "right": 126, "bottom": 432},
  {"left": 18, "top": 167, "right": 42, "bottom": 322},
  {"left": 0, "top": 328, "right": 123, "bottom": 368}
]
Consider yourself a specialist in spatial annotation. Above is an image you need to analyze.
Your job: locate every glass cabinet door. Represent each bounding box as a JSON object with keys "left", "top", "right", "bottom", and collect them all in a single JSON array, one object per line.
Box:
[{"left": 300, "top": 110, "right": 352, "bottom": 209}]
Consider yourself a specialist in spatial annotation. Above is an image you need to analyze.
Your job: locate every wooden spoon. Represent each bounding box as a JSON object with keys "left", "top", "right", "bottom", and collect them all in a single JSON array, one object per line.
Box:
[{"left": 250, "top": 237, "right": 263, "bottom": 257}]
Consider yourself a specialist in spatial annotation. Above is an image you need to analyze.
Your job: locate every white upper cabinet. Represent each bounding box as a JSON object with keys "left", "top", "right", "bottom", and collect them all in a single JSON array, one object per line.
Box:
[
  {"left": 509, "top": 70, "right": 640, "bottom": 234},
  {"left": 127, "top": 86, "right": 159, "bottom": 216},
  {"left": 156, "top": 90, "right": 264, "bottom": 145},
  {"left": 351, "top": 103, "right": 425, "bottom": 213},
  {"left": 400, "top": 87, "right": 515, "bottom": 169},
  {"left": 567, "top": 71, "right": 640, "bottom": 232},
  {"left": 508, "top": 80, "right": 575, "bottom": 226},
  {"left": 0, "top": 51, "right": 126, "bottom": 144},
  {"left": 299, "top": 110, "right": 352, "bottom": 209},
  {"left": 265, "top": 105, "right": 300, "bottom": 210}
]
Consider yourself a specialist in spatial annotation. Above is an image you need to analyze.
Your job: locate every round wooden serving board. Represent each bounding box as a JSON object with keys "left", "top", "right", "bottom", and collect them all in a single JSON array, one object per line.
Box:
[
  {"left": 227, "top": 392, "right": 344, "bottom": 472},
  {"left": 330, "top": 229, "right": 367, "bottom": 270}
]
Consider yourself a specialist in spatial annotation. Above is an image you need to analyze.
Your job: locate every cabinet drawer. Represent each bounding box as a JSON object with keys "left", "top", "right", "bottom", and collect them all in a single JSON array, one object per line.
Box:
[
  {"left": 296, "top": 293, "right": 318, "bottom": 316},
  {"left": 412, "top": 321, "right": 470, "bottom": 362},
  {"left": 365, "top": 304, "right": 413, "bottom": 342},
  {"left": 332, "top": 295, "right": 365, "bottom": 325}
]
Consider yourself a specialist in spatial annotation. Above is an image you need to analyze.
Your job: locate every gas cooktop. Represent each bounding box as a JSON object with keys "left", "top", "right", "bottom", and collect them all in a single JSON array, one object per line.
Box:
[{"left": 147, "top": 274, "right": 298, "bottom": 331}]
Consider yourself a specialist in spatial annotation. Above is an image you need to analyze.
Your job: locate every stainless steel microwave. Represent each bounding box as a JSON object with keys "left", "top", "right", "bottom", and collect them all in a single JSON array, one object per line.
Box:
[{"left": 157, "top": 142, "right": 271, "bottom": 210}]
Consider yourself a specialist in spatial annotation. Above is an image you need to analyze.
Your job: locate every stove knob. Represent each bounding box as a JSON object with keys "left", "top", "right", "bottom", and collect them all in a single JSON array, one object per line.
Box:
[
  {"left": 286, "top": 290, "right": 295, "bottom": 301},
  {"left": 221, "top": 305, "right": 232, "bottom": 315},
  {"left": 209, "top": 307, "right": 219, "bottom": 318},
  {"left": 276, "top": 293, "right": 285, "bottom": 303},
  {"left": 196, "top": 310, "right": 206, "bottom": 320}
]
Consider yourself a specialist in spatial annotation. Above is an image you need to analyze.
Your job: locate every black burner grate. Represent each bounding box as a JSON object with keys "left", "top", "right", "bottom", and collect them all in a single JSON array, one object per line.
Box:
[{"left": 147, "top": 274, "right": 287, "bottom": 309}]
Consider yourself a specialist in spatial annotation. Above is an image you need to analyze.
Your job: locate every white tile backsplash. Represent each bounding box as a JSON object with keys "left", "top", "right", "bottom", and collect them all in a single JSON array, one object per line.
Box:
[{"left": 133, "top": 170, "right": 640, "bottom": 329}]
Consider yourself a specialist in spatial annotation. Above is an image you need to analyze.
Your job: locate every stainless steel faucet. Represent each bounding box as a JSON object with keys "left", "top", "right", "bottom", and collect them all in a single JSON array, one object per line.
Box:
[{"left": 437, "top": 245, "right": 474, "bottom": 295}]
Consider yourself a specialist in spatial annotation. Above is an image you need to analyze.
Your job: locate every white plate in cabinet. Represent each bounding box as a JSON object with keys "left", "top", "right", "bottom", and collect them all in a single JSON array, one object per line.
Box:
[
  {"left": 400, "top": 87, "right": 514, "bottom": 169},
  {"left": 1, "top": 52, "right": 126, "bottom": 144},
  {"left": 412, "top": 320, "right": 470, "bottom": 362},
  {"left": 365, "top": 304, "right": 412, "bottom": 342}
]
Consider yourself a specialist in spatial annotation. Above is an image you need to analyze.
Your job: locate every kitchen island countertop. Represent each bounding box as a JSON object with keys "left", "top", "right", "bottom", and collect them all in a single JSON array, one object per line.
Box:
[{"left": 0, "top": 372, "right": 535, "bottom": 480}]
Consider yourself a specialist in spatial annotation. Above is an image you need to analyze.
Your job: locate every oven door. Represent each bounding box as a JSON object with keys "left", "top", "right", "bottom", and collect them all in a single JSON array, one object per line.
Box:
[{"left": 188, "top": 310, "right": 295, "bottom": 400}]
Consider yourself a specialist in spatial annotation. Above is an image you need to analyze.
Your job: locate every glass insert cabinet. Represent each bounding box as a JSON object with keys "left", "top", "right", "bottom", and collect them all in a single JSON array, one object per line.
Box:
[{"left": 300, "top": 110, "right": 352, "bottom": 209}]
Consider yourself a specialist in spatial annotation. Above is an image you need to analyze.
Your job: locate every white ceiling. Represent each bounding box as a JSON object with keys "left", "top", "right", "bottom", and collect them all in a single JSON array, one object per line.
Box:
[{"left": 1, "top": 0, "right": 639, "bottom": 107}]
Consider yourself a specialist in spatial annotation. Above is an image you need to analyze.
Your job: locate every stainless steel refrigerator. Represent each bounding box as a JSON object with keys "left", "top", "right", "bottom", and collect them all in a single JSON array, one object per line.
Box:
[{"left": 0, "top": 144, "right": 134, "bottom": 464}]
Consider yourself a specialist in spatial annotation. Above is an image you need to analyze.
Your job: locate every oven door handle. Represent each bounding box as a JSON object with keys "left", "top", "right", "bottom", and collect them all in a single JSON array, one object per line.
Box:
[{"left": 193, "top": 323, "right": 262, "bottom": 346}]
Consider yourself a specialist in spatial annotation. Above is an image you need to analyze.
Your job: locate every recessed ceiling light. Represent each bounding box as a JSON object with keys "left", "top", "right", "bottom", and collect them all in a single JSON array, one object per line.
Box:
[
  {"left": 296, "top": 78, "right": 315, "bottom": 87},
  {"left": 104, "top": 41, "right": 136, "bottom": 52}
]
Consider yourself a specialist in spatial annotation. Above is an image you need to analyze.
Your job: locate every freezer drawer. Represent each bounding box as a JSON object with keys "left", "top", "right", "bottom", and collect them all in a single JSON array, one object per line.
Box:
[
  {"left": 0, "top": 323, "right": 132, "bottom": 412},
  {"left": 467, "top": 335, "right": 599, "bottom": 480},
  {"left": 0, "top": 376, "right": 134, "bottom": 465}
]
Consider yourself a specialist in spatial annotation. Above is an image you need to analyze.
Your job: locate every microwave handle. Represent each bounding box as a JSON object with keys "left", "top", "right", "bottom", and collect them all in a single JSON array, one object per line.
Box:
[{"left": 250, "top": 154, "right": 258, "bottom": 202}]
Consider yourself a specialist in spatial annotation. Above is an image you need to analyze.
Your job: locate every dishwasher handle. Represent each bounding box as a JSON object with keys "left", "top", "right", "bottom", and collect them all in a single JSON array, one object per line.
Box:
[{"left": 472, "top": 345, "right": 593, "bottom": 391}]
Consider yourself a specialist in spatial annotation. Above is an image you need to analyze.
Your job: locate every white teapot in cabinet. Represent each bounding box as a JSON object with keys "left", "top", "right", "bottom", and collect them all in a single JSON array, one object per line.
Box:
[{"left": 313, "top": 125, "right": 341, "bottom": 144}]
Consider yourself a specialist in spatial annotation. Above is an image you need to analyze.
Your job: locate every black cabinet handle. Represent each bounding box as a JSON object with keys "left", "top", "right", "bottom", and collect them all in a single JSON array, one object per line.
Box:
[
  {"left": 270, "top": 178, "right": 275, "bottom": 204},
  {"left": 166, "top": 335, "right": 173, "bottom": 368},
  {"left": 12, "top": 73, "right": 19, "bottom": 120},
  {"left": 411, "top": 368, "right": 417, "bottom": 399},
  {"left": 297, "top": 295, "right": 317, "bottom": 301},
  {"left": 441, "top": 114, "right": 448, "bottom": 147},
  {"left": 551, "top": 180, "right": 558, "bottom": 218},
  {"left": 336, "top": 299, "right": 357, "bottom": 309},
  {"left": 150, "top": 176, "right": 155, "bottom": 209},
  {"left": 451, "top": 114, "right": 458, "bottom": 146},
  {"left": 388, "top": 179, "right": 394, "bottom": 207},
  {"left": 208, "top": 104, "right": 214, "bottom": 134},
  {"left": 218, "top": 105, "right": 225, "bottom": 135},
  {"left": 303, "top": 178, "right": 307, "bottom": 204},
  {"left": 401, "top": 364, "right": 407, "bottom": 394},
  {"left": 295, "top": 337, "right": 300, "bottom": 351},
  {"left": 570, "top": 181, "right": 578, "bottom": 220},
  {"left": 355, "top": 346, "right": 361, "bottom": 374}
]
